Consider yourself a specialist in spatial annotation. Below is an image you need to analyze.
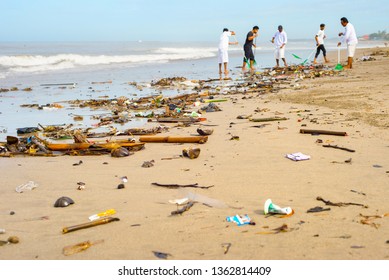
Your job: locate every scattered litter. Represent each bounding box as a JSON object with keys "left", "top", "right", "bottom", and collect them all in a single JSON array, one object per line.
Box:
[
  {"left": 73, "top": 160, "right": 83, "bottom": 166},
  {"left": 62, "top": 217, "right": 120, "bottom": 234},
  {"left": 54, "top": 196, "right": 74, "bottom": 208},
  {"left": 161, "top": 155, "right": 182, "bottom": 160},
  {"left": 111, "top": 147, "right": 131, "bottom": 157},
  {"left": 120, "top": 176, "right": 128, "bottom": 183},
  {"left": 359, "top": 213, "right": 389, "bottom": 229},
  {"left": 7, "top": 236, "right": 19, "bottom": 244},
  {"left": 322, "top": 144, "right": 355, "bottom": 152},
  {"left": 350, "top": 245, "right": 365, "bottom": 249},
  {"left": 15, "top": 181, "right": 38, "bottom": 193},
  {"left": 197, "top": 128, "right": 213, "bottom": 136},
  {"left": 250, "top": 117, "right": 288, "bottom": 122},
  {"left": 117, "top": 184, "right": 125, "bottom": 189},
  {"left": 337, "top": 234, "right": 352, "bottom": 239},
  {"left": 169, "top": 198, "right": 190, "bottom": 206},
  {"left": 152, "top": 251, "right": 172, "bottom": 259},
  {"left": 142, "top": 160, "right": 155, "bottom": 167},
  {"left": 171, "top": 201, "right": 195, "bottom": 215},
  {"left": 183, "top": 111, "right": 201, "bottom": 118},
  {"left": 285, "top": 152, "right": 310, "bottom": 161},
  {"left": 24, "top": 216, "right": 49, "bottom": 221},
  {"left": 331, "top": 158, "right": 352, "bottom": 164},
  {"left": 182, "top": 147, "right": 201, "bottom": 159},
  {"left": 359, "top": 56, "right": 375, "bottom": 61},
  {"left": 0, "top": 229, "right": 5, "bottom": 234},
  {"left": 201, "top": 103, "right": 222, "bottom": 112},
  {"left": 226, "top": 214, "right": 254, "bottom": 226},
  {"left": 236, "top": 114, "right": 252, "bottom": 119},
  {"left": 179, "top": 191, "right": 228, "bottom": 208},
  {"left": 372, "top": 164, "right": 383, "bottom": 168},
  {"left": 89, "top": 209, "right": 116, "bottom": 221},
  {"left": 350, "top": 189, "right": 366, "bottom": 196},
  {"left": 63, "top": 240, "right": 104, "bottom": 256},
  {"left": 152, "top": 182, "right": 214, "bottom": 189},
  {"left": 204, "top": 98, "right": 228, "bottom": 103},
  {"left": 221, "top": 243, "right": 232, "bottom": 254},
  {"left": 300, "top": 129, "right": 347, "bottom": 136},
  {"left": 251, "top": 124, "right": 270, "bottom": 129},
  {"left": 307, "top": 206, "right": 331, "bottom": 213},
  {"left": 139, "top": 135, "right": 208, "bottom": 144},
  {"left": 41, "top": 83, "right": 77, "bottom": 87},
  {"left": 256, "top": 224, "right": 291, "bottom": 234},
  {"left": 316, "top": 196, "right": 367, "bottom": 208},
  {"left": 264, "top": 199, "right": 294, "bottom": 215}
]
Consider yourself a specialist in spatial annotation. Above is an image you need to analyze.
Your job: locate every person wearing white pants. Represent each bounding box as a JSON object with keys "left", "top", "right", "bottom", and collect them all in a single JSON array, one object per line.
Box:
[
  {"left": 218, "top": 28, "right": 237, "bottom": 76},
  {"left": 272, "top": 25, "right": 288, "bottom": 68},
  {"left": 337, "top": 17, "right": 358, "bottom": 69}
]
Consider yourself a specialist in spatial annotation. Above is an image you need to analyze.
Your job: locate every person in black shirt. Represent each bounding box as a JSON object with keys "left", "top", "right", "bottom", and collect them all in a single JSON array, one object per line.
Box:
[{"left": 242, "top": 26, "right": 259, "bottom": 71}]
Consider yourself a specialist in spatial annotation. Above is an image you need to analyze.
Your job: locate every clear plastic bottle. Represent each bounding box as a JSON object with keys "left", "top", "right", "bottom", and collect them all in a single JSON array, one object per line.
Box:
[{"left": 15, "top": 181, "right": 38, "bottom": 193}]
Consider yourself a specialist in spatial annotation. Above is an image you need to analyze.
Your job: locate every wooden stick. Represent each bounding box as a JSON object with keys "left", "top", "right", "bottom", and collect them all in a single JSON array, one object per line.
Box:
[
  {"left": 300, "top": 129, "right": 347, "bottom": 136},
  {"left": 139, "top": 135, "right": 208, "bottom": 144},
  {"left": 322, "top": 144, "right": 355, "bottom": 152},
  {"left": 155, "top": 117, "right": 199, "bottom": 123},
  {"left": 151, "top": 182, "right": 214, "bottom": 189},
  {"left": 249, "top": 117, "right": 288, "bottom": 122},
  {"left": 171, "top": 202, "right": 195, "bottom": 215},
  {"left": 62, "top": 217, "right": 120, "bottom": 234},
  {"left": 316, "top": 196, "right": 366, "bottom": 207}
]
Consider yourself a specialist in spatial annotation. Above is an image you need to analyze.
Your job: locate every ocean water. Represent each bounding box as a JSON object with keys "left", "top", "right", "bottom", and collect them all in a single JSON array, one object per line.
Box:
[{"left": 0, "top": 40, "right": 386, "bottom": 141}]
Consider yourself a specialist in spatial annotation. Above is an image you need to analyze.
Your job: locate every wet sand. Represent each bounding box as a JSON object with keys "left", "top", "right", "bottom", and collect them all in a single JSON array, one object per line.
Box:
[{"left": 1, "top": 47, "right": 388, "bottom": 260}]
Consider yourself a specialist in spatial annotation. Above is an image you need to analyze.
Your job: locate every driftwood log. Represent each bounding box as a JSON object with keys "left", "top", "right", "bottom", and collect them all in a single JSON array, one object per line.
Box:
[
  {"left": 249, "top": 117, "right": 288, "bottom": 122},
  {"left": 140, "top": 136, "right": 208, "bottom": 144},
  {"left": 322, "top": 144, "right": 355, "bottom": 152},
  {"left": 151, "top": 182, "right": 214, "bottom": 189},
  {"left": 300, "top": 129, "right": 347, "bottom": 136}
]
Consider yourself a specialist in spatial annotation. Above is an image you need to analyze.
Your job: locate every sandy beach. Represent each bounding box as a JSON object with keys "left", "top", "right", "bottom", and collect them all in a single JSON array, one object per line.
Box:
[{"left": 0, "top": 47, "right": 388, "bottom": 260}]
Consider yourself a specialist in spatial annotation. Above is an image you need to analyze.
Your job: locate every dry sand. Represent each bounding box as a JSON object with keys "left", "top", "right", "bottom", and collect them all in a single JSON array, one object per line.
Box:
[{"left": 1, "top": 47, "right": 388, "bottom": 260}]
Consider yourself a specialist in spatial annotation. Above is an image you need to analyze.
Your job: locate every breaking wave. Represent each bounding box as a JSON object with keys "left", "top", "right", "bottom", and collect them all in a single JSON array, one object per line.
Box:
[{"left": 0, "top": 47, "right": 217, "bottom": 74}]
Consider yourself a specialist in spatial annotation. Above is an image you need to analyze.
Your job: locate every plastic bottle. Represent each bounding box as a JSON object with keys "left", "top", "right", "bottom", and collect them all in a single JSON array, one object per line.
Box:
[
  {"left": 15, "top": 181, "right": 38, "bottom": 193},
  {"left": 88, "top": 209, "right": 116, "bottom": 221}
]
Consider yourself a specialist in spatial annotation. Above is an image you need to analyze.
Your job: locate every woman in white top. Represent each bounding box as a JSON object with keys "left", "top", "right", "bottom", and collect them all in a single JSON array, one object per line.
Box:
[{"left": 337, "top": 17, "right": 358, "bottom": 69}]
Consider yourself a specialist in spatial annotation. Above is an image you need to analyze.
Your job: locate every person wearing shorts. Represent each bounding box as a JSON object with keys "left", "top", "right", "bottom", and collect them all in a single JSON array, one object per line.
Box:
[
  {"left": 337, "top": 17, "right": 358, "bottom": 69},
  {"left": 242, "top": 26, "right": 259, "bottom": 71},
  {"left": 218, "top": 28, "right": 237, "bottom": 76},
  {"left": 272, "top": 25, "right": 288, "bottom": 68},
  {"left": 314, "top": 23, "right": 329, "bottom": 64}
]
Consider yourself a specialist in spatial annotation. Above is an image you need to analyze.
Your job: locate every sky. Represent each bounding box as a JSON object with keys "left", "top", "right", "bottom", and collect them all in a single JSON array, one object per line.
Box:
[{"left": 0, "top": 0, "right": 388, "bottom": 42}]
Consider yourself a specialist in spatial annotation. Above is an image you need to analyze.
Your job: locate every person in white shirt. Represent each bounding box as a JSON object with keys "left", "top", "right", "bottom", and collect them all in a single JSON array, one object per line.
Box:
[
  {"left": 271, "top": 25, "right": 288, "bottom": 68},
  {"left": 337, "top": 17, "right": 358, "bottom": 69},
  {"left": 313, "top": 23, "right": 330, "bottom": 64},
  {"left": 218, "top": 28, "right": 237, "bottom": 76}
]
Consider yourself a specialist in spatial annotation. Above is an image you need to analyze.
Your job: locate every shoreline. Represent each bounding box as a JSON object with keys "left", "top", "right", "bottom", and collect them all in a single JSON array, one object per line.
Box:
[{"left": 0, "top": 47, "right": 388, "bottom": 260}]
